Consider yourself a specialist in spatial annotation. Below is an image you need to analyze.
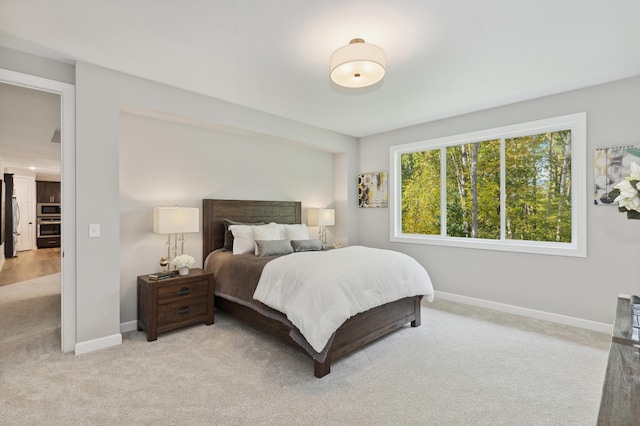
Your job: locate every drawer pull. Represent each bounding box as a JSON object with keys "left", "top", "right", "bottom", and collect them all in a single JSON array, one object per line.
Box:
[
  {"left": 176, "top": 287, "right": 192, "bottom": 296},
  {"left": 177, "top": 306, "right": 190, "bottom": 315}
]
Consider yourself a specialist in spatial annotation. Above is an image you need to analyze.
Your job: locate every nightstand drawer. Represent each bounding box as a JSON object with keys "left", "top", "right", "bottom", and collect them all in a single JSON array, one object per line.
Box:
[
  {"left": 157, "top": 279, "right": 209, "bottom": 304},
  {"left": 157, "top": 299, "right": 209, "bottom": 328}
]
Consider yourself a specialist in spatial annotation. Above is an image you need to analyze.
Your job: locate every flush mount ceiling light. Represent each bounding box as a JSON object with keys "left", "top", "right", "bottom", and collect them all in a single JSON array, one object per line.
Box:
[{"left": 330, "top": 38, "right": 386, "bottom": 88}]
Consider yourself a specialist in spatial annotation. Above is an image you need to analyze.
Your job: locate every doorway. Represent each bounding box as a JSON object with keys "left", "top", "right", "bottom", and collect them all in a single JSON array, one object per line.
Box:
[{"left": 0, "top": 68, "right": 76, "bottom": 352}]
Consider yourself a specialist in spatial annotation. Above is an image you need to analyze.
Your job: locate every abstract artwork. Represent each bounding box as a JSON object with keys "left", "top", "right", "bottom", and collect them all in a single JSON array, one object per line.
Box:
[
  {"left": 358, "top": 172, "right": 388, "bottom": 208},
  {"left": 594, "top": 146, "right": 640, "bottom": 205}
]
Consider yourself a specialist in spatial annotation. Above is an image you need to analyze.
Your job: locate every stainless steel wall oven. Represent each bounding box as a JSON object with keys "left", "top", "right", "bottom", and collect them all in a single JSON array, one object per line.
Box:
[{"left": 37, "top": 216, "right": 61, "bottom": 238}]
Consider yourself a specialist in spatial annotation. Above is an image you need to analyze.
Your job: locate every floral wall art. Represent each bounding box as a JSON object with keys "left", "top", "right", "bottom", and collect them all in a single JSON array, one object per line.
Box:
[
  {"left": 594, "top": 146, "right": 640, "bottom": 206},
  {"left": 358, "top": 172, "right": 388, "bottom": 208}
]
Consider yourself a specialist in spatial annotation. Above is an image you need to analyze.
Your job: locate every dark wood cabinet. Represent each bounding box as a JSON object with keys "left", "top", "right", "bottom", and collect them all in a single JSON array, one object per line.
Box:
[
  {"left": 36, "top": 181, "right": 61, "bottom": 203},
  {"left": 598, "top": 296, "right": 640, "bottom": 425},
  {"left": 37, "top": 236, "right": 60, "bottom": 249},
  {"left": 137, "top": 269, "right": 214, "bottom": 341}
]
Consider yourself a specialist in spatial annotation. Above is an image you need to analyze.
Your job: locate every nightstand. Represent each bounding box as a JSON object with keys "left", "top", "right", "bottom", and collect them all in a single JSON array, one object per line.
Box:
[{"left": 137, "top": 268, "right": 214, "bottom": 341}]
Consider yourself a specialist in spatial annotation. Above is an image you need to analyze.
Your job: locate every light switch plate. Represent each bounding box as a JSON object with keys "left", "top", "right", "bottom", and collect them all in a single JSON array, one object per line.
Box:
[{"left": 89, "top": 224, "right": 100, "bottom": 238}]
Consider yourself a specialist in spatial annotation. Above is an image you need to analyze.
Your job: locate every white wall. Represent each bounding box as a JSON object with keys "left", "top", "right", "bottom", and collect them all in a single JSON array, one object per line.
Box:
[
  {"left": 119, "top": 112, "right": 335, "bottom": 323},
  {"left": 358, "top": 75, "right": 640, "bottom": 326}
]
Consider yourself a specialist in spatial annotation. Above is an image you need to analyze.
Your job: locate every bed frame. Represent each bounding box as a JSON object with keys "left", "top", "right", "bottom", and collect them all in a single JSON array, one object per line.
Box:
[{"left": 202, "top": 199, "right": 423, "bottom": 377}]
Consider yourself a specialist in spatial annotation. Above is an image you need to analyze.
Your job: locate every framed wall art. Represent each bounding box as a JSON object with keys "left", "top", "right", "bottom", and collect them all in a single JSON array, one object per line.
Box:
[
  {"left": 594, "top": 146, "right": 640, "bottom": 205},
  {"left": 358, "top": 172, "right": 388, "bottom": 208}
]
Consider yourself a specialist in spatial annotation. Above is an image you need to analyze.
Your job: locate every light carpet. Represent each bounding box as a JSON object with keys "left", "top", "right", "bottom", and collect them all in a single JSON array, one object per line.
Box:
[{"left": 0, "top": 274, "right": 610, "bottom": 425}]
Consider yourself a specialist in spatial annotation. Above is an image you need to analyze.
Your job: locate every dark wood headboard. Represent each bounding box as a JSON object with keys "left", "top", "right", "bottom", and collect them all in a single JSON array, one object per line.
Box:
[{"left": 202, "top": 199, "right": 302, "bottom": 257}]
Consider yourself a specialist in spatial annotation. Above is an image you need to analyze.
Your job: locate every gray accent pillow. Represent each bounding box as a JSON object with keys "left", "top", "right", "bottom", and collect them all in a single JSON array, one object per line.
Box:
[
  {"left": 255, "top": 239, "right": 294, "bottom": 257},
  {"left": 291, "top": 239, "right": 324, "bottom": 252},
  {"left": 223, "top": 219, "right": 265, "bottom": 251}
]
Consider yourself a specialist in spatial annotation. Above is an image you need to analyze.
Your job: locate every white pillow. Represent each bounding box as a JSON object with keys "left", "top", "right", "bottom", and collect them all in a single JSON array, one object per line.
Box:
[
  {"left": 267, "top": 222, "right": 287, "bottom": 239},
  {"left": 252, "top": 224, "right": 281, "bottom": 255},
  {"left": 231, "top": 223, "right": 292, "bottom": 255},
  {"left": 284, "top": 224, "right": 310, "bottom": 240},
  {"left": 253, "top": 223, "right": 281, "bottom": 241},
  {"left": 229, "top": 225, "right": 255, "bottom": 255}
]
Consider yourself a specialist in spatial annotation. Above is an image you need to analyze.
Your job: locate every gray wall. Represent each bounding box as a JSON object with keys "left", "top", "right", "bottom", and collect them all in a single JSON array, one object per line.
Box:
[
  {"left": 358, "top": 75, "right": 640, "bottom": 325},
  {"left": 0, "top": 45, "right": 74, "bottom": 84},
  {"left": 119, "top": 112, "right": 336, "bottom": 324},
  {"left": 4, "top": 44, "right": 639, "bottom": 349},
  {"left": 1, "top": 49, "right": 358, "bottom": 350},
  {"left": 74, "top": 62, "right": 358, "bottom": 347}
]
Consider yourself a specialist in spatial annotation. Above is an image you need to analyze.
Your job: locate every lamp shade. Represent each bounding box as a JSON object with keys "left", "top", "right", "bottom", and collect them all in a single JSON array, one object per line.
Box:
[
  {"left": 153, "top": 207, "right": 199, "bottom": 234},
  {"left": 307, "top": 208, "right": 335, "bottom": 227},
  {"left": 330, "top": 38, "right": 386, "bottom": 88}
]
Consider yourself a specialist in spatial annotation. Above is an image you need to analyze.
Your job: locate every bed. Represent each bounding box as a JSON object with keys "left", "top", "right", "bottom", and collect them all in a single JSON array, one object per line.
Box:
[{"left": 202, "top": 199, "right": 433, "bottom": 377}]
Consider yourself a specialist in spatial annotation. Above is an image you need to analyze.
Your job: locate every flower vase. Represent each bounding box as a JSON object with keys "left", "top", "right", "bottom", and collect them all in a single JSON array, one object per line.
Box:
[{"left": 178, "top": 267, "right": 189, "bottom": 276}]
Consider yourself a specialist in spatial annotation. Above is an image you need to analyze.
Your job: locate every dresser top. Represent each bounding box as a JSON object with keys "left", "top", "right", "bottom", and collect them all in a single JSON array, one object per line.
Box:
[{"left": 612, "top": 296, "right": 640, "bottom": 348}]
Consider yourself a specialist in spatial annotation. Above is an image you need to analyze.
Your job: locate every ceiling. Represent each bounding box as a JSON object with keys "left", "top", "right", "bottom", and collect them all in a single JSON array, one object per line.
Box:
[
  {"left": 0, "top": 82, "right": 61, "bottom": 175},
  {"left": 1, "top": 1, "right": 640, "bottom": 156}
]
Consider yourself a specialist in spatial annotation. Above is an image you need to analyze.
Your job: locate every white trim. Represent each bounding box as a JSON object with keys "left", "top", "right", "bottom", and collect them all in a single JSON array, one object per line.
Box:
[
  {"left": 0, "top": 68, "right": 77, "bottom": 352},
  {"left": 390, "top": 113, "right": 587, "bottom": 257},
  {"left": 75, "top": 333, "right": 123, "bottom": 355},
  {"left": 120, "top": 320, "right": 138, "bottom": 333},
  {"left": 433, "top": 290, "right": 612, "bottom": 334}
]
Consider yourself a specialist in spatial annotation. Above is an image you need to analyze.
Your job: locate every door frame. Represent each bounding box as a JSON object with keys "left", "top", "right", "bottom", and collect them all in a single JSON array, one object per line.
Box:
[{"left": 0, "top": 68, "right": 76, "bottom": 352}]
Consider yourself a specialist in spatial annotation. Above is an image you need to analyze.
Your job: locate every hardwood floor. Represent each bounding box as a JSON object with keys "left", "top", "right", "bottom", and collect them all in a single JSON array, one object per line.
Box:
[{"left": 0, "top": 248, "right": 61, "bottom": 287}]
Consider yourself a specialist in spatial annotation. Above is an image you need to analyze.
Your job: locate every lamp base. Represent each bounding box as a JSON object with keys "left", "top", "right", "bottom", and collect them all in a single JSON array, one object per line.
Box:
[
  {"left": 318, "top": 226, "right": 328, "bottom": 248},
  {"left": 159, "top": 257, "right": 169, "bottom": 272}
]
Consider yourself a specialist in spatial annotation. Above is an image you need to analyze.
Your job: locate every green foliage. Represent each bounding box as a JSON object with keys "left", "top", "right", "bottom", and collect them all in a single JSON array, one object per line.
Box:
[
  {"left": 400, "top": 130, "right": 572, "bottom": 243},
  {"left": 401, "top": 151, "right": 440, "bottom": 234},
  {"left": 445, "top": 140, "right": 500, "bottom": 238},
  {"left": 505, "top": 131, "right": 572, "bottom": 242}
]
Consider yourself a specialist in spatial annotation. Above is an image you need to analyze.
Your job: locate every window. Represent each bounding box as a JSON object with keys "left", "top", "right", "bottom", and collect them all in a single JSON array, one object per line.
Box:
[{"left": 390, "top": 113, "right": 586, "bottom": 257}]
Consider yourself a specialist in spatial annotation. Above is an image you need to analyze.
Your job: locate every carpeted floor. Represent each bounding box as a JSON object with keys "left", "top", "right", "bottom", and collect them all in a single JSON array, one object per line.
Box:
[{"left": 0, "top": 274, "right": 611, "bottom": 425}]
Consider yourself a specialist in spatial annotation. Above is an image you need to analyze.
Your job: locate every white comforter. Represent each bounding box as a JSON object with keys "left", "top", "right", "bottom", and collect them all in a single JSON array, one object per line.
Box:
[{"left": 253, "top": 245, "right": 435, "bottom": 353}]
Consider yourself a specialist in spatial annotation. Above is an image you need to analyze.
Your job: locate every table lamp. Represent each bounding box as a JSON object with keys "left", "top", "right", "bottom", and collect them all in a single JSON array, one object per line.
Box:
[
  {"left": 153, "top": 206, "right": 199, "bottom": 270},
  {"left": 307, "top": 208, "right": 335, "bottom": 247}
]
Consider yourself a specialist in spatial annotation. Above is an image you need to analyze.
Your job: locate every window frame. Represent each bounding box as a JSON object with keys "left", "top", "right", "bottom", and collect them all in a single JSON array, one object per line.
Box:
[{"left": 389, "top": 112, "right": 587, "bottom": 257}]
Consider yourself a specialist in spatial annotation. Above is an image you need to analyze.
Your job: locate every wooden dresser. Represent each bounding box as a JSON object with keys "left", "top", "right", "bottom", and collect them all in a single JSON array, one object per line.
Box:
[
  {"left": 137, "top": 268, "right": 214, "bottom": 341},
  {"left": 597, "top": 296, "right": 640, "bottom": 425}
]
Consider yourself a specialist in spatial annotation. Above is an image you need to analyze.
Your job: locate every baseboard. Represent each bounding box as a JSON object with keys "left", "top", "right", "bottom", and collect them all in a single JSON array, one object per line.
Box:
[
  {"left": 120, "top": 320, "right": 138, "bottom": 333},
  {"left": 433, "top": 291, "right": 613, "bottom": 334},
  {"left": 75, "top": 333, "right": 122, "bottom": 355}
]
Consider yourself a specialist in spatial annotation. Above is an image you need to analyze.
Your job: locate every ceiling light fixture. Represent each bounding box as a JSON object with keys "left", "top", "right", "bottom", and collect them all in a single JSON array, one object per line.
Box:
[{"left": 330, "top": 38, "right": 386, "bottom": 88}]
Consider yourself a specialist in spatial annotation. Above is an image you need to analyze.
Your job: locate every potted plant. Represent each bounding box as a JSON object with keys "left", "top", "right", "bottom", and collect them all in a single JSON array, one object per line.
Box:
[{"left": 173, "top": 254, "right": 195, "bottom": 275}]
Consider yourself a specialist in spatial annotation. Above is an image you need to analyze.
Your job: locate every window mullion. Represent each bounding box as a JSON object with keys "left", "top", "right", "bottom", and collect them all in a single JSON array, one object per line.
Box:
[
  {"left": 440, "top": 147, "right": 447, "bottom": 236},
  {"left": 500, "top": 138, "right": 506, "bottom": 241}
]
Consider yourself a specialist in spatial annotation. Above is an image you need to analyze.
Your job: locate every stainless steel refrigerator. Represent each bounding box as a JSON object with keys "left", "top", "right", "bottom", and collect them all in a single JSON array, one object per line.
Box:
[{"left": 11, "top": 195, "right": 19, "bottom": 256}]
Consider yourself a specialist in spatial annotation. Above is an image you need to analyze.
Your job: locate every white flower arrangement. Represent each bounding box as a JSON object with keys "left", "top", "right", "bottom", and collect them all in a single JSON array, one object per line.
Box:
[
  {"left": 173, "top": 254, "right": 195, "bottom": 269},
  {"left": 609, "top": 162, "right": 640, "bottom": 219}
]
